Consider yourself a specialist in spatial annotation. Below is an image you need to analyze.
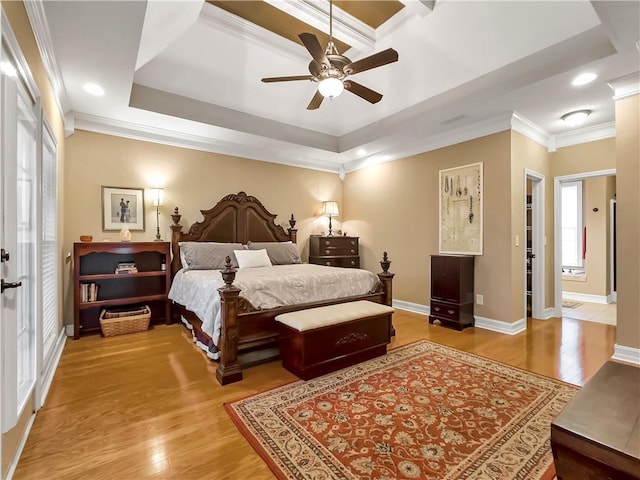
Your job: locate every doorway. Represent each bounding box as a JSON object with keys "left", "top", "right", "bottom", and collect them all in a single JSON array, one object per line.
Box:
[
  {"left": 553, "top": 169, "right": 617, "bottom": 317},
  {"left": 524, "top": 170, "right": 545, "bottom": 320}
]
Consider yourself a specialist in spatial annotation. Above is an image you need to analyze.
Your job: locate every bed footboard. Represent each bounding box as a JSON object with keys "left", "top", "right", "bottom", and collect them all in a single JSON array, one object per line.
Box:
[{"left": 215, "top": 253, "right": 395, "bottom": 385}]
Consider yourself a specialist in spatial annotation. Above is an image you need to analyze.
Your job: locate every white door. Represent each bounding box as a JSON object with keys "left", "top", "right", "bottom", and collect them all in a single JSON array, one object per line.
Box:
[{"left": 1, "top": 41, "right": 38, "bottom": 434}]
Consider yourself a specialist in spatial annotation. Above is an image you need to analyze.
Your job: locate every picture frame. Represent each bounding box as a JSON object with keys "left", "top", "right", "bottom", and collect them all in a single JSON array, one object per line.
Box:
[
  {"left": 439, "top": 162, "right": 483, "bottom": 255},
  {"left": 101, "top": 186, "right": 145, "bottom": 231}
]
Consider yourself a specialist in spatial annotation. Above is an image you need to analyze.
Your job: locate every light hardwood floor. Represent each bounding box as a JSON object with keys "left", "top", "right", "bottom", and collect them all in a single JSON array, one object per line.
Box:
[{"left": 14, "top": 311, "right": 616, "bottom": 479}]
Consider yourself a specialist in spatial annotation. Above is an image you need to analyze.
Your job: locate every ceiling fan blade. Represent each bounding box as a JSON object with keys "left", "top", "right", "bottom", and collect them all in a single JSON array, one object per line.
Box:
[
  {"left": 343, "top": 48, "right": 398, "bottom": 75},
  {"left": 344, "top": 80, "right": 383, "bottom": 104},
  {"left": 262, "top": 75, "right": 315, "bottom": 83},
  {"left": 299, "top": 33, "right": 330, "bottom": 68},
  {"left": 307, "top": 90, "right": 324, "bottom": 110}
]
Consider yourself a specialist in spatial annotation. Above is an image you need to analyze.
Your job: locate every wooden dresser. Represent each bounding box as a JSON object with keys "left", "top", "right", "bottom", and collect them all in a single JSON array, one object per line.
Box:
[
  {"left": 551, "top": 361, "right": 640, "bottom": 480},
  {"left": 429, "top": 254, "right": 474, "bottom": 330},
  {"left": 309, "top": 235, "right": 360, "bottom": 268}
]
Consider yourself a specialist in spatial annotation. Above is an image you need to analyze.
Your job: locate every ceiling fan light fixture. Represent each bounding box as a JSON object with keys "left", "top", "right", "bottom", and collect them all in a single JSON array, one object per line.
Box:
[
  {"left": 561, "top": 109, "right": 591, "bottom": 127},
  {"left": 318, "top": 77, "right": 344, "bottom": 99}
]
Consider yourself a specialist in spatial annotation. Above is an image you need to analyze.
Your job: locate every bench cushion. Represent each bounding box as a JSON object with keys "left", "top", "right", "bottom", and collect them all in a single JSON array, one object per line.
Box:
[{"left": 275, "top": 300, "right": 395, "bottom": 331}]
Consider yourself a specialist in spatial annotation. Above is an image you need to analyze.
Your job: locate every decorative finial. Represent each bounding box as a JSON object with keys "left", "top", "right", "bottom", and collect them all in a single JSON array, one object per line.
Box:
[
  {"left": 380, "top": 251, "right": 391, "bottom": 274},
  {"left": 289, "top": 214, "right": 296, "bottom": 229},
  {"left": 220, "top": 255, "right": 237, "bottom": 288},
  {"left": 171, "top": 207, "right": 181, "bottom": 226}
]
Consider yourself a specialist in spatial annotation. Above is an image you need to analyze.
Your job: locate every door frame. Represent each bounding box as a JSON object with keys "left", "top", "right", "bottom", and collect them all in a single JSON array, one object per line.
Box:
[
  {"left": 524, "top": 169, "right": 545, "bottom": 320},
  {"left": 553, "top": 169, "right": 616, "bottom": 316},
  {"left": 610, "top": 198, "right": 617, "bottom": 303}
]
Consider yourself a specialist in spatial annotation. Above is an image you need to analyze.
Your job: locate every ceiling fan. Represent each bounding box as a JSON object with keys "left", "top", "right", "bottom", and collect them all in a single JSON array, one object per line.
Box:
[{"left": 261, "top": 2, "right": 399, "bottom": 110}]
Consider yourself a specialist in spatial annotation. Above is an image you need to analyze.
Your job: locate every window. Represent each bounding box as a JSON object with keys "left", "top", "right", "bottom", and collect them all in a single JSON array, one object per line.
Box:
[{"left": 561, "top": 181, "right": 583, "bottom": 267}]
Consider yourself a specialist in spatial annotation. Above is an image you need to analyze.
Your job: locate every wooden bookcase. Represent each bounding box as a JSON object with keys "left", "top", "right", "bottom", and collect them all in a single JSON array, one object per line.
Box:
[{"left": 72, "top": 242, "right": 171, "bottom": 339}]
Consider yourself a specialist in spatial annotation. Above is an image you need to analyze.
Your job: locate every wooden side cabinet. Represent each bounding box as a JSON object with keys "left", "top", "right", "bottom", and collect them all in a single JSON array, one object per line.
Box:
[
  {"left": 73, "top": 242, "right": 171, "bottom": 339},
  {"left": 429, "top": 254, "right": 474, "bottom": 330},
  {"left": 309, "top": 235, "right": 360, "bottom": 268}
]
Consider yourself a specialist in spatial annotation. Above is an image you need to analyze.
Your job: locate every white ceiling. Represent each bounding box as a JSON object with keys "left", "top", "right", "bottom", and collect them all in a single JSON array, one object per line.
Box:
[{"left": 35, "top": 0, "right": 640, "bottom": 174}]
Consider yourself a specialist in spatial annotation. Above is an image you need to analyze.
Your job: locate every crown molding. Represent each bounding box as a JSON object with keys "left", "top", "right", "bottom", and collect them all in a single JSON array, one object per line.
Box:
[
  {"left": 511, "top": 111, "right": 551, "bottom": 148},
  {"left": 607, "top": 71, "right": 640, "bottom": 100},
  {"left": 552, "top": 122, "right": 616, "bottom": 150},
  {"left": 265, "top": 0, "right": 375, "bottom": 52},
  {"left": 344, "top": 113, "right": 513, "bottom": 173},
  {"left": 198, "top": 2, "right": 309, "bottom": 62},
  {"left": 73, "top": 112, "right": 341, "bottom": 174},
  {"left": 23, "top": 0, "right": 69, "bottom": 117}
]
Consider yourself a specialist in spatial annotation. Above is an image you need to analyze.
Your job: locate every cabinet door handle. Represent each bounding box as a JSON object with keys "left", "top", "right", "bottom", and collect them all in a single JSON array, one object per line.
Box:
[{"left": 1, "top": 279, "right": 22, "bottom": 293}]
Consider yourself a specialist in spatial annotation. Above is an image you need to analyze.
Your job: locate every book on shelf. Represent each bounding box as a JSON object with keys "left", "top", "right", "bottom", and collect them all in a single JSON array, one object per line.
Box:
[
  {"left": 81, "top": 282, "right": 99, "bottom": 302},
  {"left": 115, "top": 262, "right": 138, "bottom": 274}
]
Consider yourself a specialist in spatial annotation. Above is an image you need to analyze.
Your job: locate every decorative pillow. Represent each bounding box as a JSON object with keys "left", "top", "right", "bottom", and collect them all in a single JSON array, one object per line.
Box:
[
  {"left": 234, "top": 249, "right": 272, "bottom": 269},
  {"left": 179, "top": 242, "right": 243, "bottom": 270},
  {"left": 247, "top": 241, "right": 301, "bottom": 265}
]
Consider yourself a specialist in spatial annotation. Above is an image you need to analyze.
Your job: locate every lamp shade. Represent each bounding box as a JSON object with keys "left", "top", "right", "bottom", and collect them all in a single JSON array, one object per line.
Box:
[
  {"left": 322, "top": 201, "right": 339, "bottom": 217},
  {"left": 318, "top": 77, "right": 344, "bottom": 99},
  {"left": 151, "top": 188, "right": 164, "bottom": 207}
]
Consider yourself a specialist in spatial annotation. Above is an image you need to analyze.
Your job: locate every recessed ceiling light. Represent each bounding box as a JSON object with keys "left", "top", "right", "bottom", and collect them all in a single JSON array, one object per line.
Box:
[
  {"left": 82, "top": 82, "right": 104, "bottom": 96},
  {"left": 356, "top": 148, "right": 367, "bottom": 156},
  {"left": 561, "top": 110, "right": 591, "bottom": 127},
  {"left": 572, "top": 73, "right": 597, "bottom": 86},
  {"left": 0, "top": 61, "right": 17, "bottom": 77}
]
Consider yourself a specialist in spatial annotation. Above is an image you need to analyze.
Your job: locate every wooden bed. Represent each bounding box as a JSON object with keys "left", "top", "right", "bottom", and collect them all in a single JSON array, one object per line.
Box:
[{"left": 169, "top": 191, "right": 395, "bottom": 385}]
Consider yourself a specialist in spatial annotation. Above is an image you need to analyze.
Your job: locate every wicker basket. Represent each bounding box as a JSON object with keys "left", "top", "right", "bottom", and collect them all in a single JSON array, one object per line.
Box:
[{"left": 99, "top": 305, "right": 151, "bottom": 337}]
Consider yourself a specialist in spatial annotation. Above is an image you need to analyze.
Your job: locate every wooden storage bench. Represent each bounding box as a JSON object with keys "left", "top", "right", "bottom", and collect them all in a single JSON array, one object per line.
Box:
[{"left": 275, "top": 300, "right": 394, "bottom": 380}]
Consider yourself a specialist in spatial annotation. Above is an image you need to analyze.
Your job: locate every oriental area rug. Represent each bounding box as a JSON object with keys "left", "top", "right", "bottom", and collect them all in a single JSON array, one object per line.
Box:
[{"left": 225, "top": 340, "right": 578, "bottom": 480}]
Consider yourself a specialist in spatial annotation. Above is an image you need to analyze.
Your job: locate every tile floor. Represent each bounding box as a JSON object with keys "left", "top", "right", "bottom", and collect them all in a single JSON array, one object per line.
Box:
[{"left": 562, "top": 300, "right": 616, "bottom": 325}]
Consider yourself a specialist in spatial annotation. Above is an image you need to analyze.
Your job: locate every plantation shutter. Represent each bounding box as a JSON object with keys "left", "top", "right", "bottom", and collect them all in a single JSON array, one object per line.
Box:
[{"left": 41, "top": 124, "right": 58, "bottom": 365}]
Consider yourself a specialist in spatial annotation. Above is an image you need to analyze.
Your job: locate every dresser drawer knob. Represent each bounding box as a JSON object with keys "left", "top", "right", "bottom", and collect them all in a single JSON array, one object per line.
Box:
[
  {"left": 324, "top": 240, "right": 330, "bottom": 246},
  {"left": 350, "top": 249, "right": 355, "bottom": 254},
  {"left": 325, "top": 261, "right": 331, "bottom": 266},
  {"left": 350, "top": 240, "right": 355, "bottom": 245},
  {"left": 447, "top": 309, "right": 455, "bottom": 315},
  {"left": 325, "top": 250, "right": 330, "bottom": 254},
  {"left": 351, "top": 260, "right": 356, "bottom": 265},
  {"left": 434, "top": 306, "right": 440, "bottom": 312}
]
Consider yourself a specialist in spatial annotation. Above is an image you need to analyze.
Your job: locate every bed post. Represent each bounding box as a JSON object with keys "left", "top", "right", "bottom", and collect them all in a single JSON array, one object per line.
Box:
[
  {"left": 378, "top": 252, "right": 396, "bottom": 336},
  {"left": 288, "top": 214, "right": 298, "bottom": 243},
  {"left": 216, "top": 257, "right": 243, "bottom": 385},
  {"left": 170, "top": 207, "right": 183, "bottom": 278}
]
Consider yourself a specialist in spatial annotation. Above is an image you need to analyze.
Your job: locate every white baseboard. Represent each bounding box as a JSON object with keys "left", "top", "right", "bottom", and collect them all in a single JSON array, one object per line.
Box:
[
  {"left": 65, "top": 323, "right": 74, "bottom": 336},
  {"left": 543, "top": 307, "right": 556, "bottom": 319},
  {"left": 612, "top": 343, "right": 640, "bottom": 366},
  {"left": 562, "top": 292, "right": 610, "bottom": 304},
  {"left": 475, "top": 316, "right": 527, "bottom": 335},
  {"left": 39, "top": 329, "right": 67, "bottom": 406},
  {"left": 392, "top": 299, "right": 429, "bottom": 316},
  {"left": 5, "top": 413, "right": 36, "bottom": 480}
]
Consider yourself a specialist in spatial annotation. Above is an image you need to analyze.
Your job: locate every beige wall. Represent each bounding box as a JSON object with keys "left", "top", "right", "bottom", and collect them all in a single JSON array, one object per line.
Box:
[
  {"left": 2, "top": 2, "right": 67, "bottom": 477},
  {"left": 63, "top": 130, "right": 343, "bottom": 323},
  {"left": 344, "top": 131, "right": 514, "bottom": 322},
  {"left": 615, "top": 93, "right": 640, "bottom": 350},
  {"left": 550, "top": 137, "right": 616, "bottom": 177},
  {"left": 562, "top": 177, "right": 614, "bottom": 297},
  {"left": 510, "top": 132, "right": 554, "bottom": 318}
]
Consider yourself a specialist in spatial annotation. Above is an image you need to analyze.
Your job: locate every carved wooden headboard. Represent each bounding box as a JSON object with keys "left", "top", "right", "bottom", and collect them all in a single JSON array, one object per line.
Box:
[{"left": 170, "top": 191, "right": 297, "bottom": 277}]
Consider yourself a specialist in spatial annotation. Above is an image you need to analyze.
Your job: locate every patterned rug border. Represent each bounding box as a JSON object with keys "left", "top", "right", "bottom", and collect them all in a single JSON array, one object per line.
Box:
[{"left": 225, "top": 340, "right": 576, "bottom": 480}]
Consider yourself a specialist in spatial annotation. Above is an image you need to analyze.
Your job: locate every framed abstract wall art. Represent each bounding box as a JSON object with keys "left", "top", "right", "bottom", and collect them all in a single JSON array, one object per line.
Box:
[
  {"left": 101, "top": 186, "right": 145, "bottom": 231},
  {"left": 439, "top": 162, "right": 483, "bottom": 255}
]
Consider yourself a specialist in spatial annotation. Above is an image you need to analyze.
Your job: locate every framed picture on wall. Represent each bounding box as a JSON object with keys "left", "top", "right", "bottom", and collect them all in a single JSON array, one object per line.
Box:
[
  {"left": 101, "top": 186, "right": 145, "bottom": 231},
  {"left": 439, "top": 162, "right": 483, "bottom": 255}
]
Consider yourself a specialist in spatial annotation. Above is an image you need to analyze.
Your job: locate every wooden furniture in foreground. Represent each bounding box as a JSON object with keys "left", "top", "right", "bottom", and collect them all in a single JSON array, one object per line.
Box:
[
  {"left": 309, "top": 235, "right": 360, "bottom": 268},
  {"left": 551, "top": 361, "right": 640, "bottom": 480},
  {"left": 169, "top": 191, "right": 394, "bottom": 385},
  {"left": 276, "top": 300, "right": 394, "bottom": 380},
  {"left": 429, "top": 254, "right": 475, "bottom": 330},
  {"left": 73, "top": 242, "right": 171, "bottom": 339}
]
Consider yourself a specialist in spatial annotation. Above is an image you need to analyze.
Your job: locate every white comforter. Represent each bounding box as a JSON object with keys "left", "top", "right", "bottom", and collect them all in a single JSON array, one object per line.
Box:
[{"left": 168, "top": 264, "right": 379, "bottom": 345}]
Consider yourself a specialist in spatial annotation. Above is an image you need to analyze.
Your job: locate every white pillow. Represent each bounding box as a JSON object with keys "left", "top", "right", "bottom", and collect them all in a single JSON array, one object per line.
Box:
[{"left": 234, "top": 249, "right": 272, "bottom": 269}]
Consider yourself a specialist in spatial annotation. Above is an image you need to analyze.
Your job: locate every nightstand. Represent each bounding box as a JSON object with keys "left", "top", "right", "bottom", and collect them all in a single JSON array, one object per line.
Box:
[{"left": 309, "top": 235, "right": 360, "bottom": 268}]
